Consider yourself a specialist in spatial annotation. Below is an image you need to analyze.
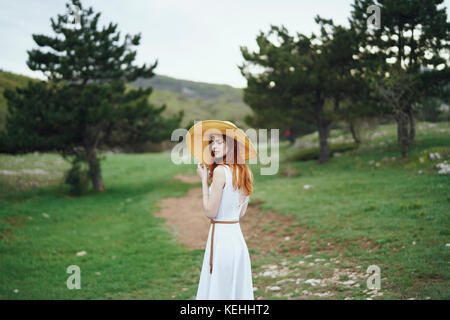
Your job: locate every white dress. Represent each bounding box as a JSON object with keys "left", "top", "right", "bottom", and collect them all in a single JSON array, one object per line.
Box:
[{"left": 195, "top": 164, "right": 254, "bottom": 300}]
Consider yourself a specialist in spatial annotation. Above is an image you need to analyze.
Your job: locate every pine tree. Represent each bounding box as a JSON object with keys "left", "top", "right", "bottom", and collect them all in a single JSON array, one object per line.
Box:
[
  {"left": 239, "top": 19, "right": 365, "bottom": 164},
  {"left": 349, "top": 0, "right": 449, "bottom": 157},
  {"left": 2, "top": 0, "right": 183, "bottom": 192}
]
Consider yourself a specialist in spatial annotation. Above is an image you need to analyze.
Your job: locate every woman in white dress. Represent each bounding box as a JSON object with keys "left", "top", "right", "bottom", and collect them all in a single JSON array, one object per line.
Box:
[{"left": 185, "top": 120, "right": 258, "bottom": 300}]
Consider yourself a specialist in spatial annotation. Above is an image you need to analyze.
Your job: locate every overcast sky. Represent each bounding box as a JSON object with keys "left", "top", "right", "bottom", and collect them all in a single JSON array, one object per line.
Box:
[{"left": 1, "top": 0, "right": 448, "bottom": 88}]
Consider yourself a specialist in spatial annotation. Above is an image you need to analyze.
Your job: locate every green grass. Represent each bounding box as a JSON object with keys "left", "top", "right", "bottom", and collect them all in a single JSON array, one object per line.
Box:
[
  {"left": 250, "top": 120, "right": 450, "bottom": 299},
  {"left": 0, "top": 152, "right": 204, "bottom": 299},
  {"left": 0, "top": 120, "right": 449, "bottom": 299},
  {"left": 283, "top": 142, "right": 359, "bottom": 162}
]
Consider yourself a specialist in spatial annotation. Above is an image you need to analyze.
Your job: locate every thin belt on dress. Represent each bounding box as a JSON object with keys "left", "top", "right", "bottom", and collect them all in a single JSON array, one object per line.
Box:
[{"left": 209, "top": 218, "right": 239, "bottom": 274}]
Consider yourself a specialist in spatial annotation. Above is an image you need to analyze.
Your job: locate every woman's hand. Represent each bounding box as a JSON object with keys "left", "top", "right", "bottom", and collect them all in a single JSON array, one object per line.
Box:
[{"left": 197, "top": 163, "right": 208, "bottom": 181}]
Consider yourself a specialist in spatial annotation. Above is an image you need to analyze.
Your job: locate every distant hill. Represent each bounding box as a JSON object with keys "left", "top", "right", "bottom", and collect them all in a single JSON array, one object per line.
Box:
[
  {"left": 130, "top": 74, "right": 253, "bottom": 128},
  {"left": 0, "top": 70, "right": 253, "bottom": 131},
  {"left": 0, "top": 70, "right": 40, "bottom": 131},
  {"left": 132, "top": 74, "right": 243, "bottom": 102}
]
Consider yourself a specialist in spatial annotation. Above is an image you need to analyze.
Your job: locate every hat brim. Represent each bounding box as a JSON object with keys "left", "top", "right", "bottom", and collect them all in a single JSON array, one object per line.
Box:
[{"left": 186, "top": 120, "right": 258, "bottom": 164}]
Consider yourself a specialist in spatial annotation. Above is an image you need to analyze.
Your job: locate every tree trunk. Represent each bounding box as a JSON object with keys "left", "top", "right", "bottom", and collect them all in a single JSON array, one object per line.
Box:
[
  {"left": 86, "top": 147, "right": 106, "bottom": 192},
  {"left": 349, "top": 119, "right": 361, "bottom": 144},
  {"left": 407, "top": 105, "right": 416, "bottom": 145},
  {"left": 394, "top": 109, "right": 410, "bottom": 158}
]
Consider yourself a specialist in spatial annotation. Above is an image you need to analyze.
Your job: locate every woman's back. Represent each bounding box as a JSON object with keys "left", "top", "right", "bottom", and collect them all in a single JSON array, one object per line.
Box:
[{"left": 209, "top": 164, "right": 249, "bottom": 221}]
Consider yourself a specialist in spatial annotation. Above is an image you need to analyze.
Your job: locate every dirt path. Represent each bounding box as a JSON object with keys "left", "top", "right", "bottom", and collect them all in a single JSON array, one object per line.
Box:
[
  {"left": 155, "top": 174, "right": 311, "bottom": 258},
  {"left": 155, "top": 174, "right": 394, "bottom": 300}
]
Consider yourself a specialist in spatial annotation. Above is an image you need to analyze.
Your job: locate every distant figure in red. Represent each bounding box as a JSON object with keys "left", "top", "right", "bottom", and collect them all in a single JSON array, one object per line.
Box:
[{"left": 285, "top": 129, "right": 294, "bottom": 144}]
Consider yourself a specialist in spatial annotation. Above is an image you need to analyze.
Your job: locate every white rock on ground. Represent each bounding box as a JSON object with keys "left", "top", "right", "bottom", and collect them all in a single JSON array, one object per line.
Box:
[
  {"left": 267, "top": 286, "right": 281, "bottom": 291},
  {"left": 305, "top": 279, "right": 321, "bottom": 287}
]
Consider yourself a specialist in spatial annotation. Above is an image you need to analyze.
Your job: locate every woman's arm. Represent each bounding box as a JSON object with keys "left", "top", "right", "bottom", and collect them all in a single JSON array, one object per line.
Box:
[
  {"left": 202, "top": 166, "right": 226, "bottom": 219},
  {"left": 239, "top": 167, "right": 252, "bottom": 218},
  {"left": 239, "top": 196, "right": 250, "bottom": 218},
  {"left": 239, "top": 201, "right": 249, "bottom": 218}
]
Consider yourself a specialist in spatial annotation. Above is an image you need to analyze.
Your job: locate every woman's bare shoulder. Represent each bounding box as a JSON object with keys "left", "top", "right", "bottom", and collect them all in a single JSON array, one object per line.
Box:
[
  {"left": 212, "top": 165, "right": 226, "bottom": 179},
  {"left": 214, "top": 165, "right": 227, "bottom": 172}
]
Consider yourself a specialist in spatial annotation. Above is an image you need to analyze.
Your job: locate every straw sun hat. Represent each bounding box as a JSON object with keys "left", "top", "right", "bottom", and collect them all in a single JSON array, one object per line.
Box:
[{"left": 186, "top": 120, "right": 258, "bottom": 164}]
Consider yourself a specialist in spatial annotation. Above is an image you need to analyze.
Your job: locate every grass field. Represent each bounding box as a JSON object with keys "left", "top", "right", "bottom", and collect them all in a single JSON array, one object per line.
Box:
[{"left": 0, "top": 121, "right": 449, "bottom": 299}]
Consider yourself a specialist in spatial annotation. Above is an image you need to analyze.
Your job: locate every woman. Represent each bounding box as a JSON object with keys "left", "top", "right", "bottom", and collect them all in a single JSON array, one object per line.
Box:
[{"left": 186, "top": 120, "right": 257, "bottom": 300}]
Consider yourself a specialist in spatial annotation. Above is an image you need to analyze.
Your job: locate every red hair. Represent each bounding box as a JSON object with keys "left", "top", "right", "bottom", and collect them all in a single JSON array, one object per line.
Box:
[{"left": 207, "top": 134, "right": 254, "bottom": 196}]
